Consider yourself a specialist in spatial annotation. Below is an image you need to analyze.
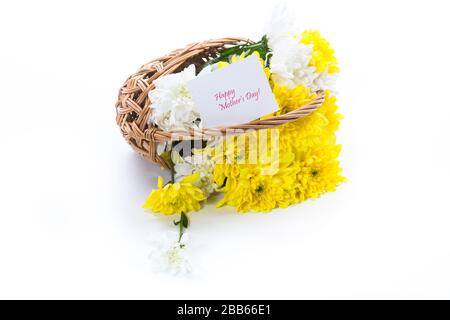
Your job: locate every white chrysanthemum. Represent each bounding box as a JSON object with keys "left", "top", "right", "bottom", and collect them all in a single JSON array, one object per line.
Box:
[
  {"left": 264, "top": 4, "right": 296, "bottom": 49},
  {"left": 269, "top": 37, "right": 316, "bottom": 89},
  {"left": 149, "top": 65, "right": 215, "bottom": 154},
  {"left": 311, "top": 71, "right": 338, "bottom": 93},
  {"left": 148, "top": 231, "right": 192, "bottom": 275},
  {"left": 148, "top": 64, "right": 200, "bottom": 132},
  {"left": 265, "top": 4, "right": 338, "bottom": 92},
  {"left": 172, "top": 151, "right": 216, "bottom": 196},
  {"left": 264, "top": 5, "right": 315, "bottom": 89}
]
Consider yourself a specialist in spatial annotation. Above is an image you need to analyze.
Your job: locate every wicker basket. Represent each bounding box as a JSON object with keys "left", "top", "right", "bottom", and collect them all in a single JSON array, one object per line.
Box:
[{"left": 115, "top": 38, "right": 325, "bottom": 168}]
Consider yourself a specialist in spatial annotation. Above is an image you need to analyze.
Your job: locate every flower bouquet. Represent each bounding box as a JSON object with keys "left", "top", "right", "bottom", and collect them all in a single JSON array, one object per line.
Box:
[{"left": 115, "top": 6, "right": 345, "bottom": 273}]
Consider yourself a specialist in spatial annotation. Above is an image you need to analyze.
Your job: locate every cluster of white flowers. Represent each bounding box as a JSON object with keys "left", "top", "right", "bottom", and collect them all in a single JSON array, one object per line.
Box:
[
  {"left": 148, "top": 65, "right": 216, "bottom": 155},
  {"left": 148, "top": 65, "right": 211, "bottom": 132},
  {"left": 146, "top": 62, "right": 217, "bottom": 193},
  {"left": 172, "top": 151, "right": 216, "bottom": 196},
  {"left": 265, "top": 5, "right": 337, "bottom": 92},
  {"left": 148, "top": 231, "right": 192, "bottom": 275}
]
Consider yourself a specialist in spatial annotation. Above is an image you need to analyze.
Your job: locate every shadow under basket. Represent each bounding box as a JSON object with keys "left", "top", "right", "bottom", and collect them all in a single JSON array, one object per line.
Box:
[{"left": 115, "top": 37, "right": 325, "bottom": 169}]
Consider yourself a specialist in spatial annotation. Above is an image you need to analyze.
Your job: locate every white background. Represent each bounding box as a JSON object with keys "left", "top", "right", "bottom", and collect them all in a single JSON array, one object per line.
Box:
[{"left": 1, "top": 0, "right": 449, "bottom": 299}]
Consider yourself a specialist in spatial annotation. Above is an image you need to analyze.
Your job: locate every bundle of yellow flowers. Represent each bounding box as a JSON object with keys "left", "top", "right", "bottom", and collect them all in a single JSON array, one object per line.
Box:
[{"left": 136, "top": 6, "right": 345, "bottom": 273}]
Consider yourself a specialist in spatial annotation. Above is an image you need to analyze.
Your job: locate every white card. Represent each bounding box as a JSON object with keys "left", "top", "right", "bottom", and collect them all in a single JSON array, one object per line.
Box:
[{"left": 187, "top": 54, "right": 279, "bottom": 128}]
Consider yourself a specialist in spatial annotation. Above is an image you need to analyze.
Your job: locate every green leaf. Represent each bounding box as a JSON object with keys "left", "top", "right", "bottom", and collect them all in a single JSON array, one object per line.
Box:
[{"left": 181, "top": 212, "right": 189, "bottom": 229}]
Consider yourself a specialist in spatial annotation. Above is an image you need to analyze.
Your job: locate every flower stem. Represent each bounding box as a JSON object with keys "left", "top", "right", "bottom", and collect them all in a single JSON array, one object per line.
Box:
[
  {"left": 202, "top": 36, "right": 269, "bottom": 70},
  {"left": 179, "top": 217, "right": 183, "bottom": 242},
  {"left": 170, "top": 165, "right": 175, "bottom": 184}
]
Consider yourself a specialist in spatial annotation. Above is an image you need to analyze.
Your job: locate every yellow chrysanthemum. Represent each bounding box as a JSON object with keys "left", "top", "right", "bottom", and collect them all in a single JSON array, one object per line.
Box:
[
  {"left": 277, "top": 88, "right": 343, "bottom": 158},
  {"left": 272, "top": 83, "right": 316, "bottom": 114},
  {"left": 143, "top": 173, "right": 206, "bottom": 215},
  {"left": 318, "top": 92, "right": 343, "bottom": 135},
  {"left": 211, "top": 129, "right": 280, "bottom": 189},
  {"left": 294, "top": 144, "right": 346, "bottom": 202},
  {"left": 300, "top": 30, "right": 339, "bottom": 74},
  {"left": 215, "top": 152, "right": 298, "bottom": 212}
]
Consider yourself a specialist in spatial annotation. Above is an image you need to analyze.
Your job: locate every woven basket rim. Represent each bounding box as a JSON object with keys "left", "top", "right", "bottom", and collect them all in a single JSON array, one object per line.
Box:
[{"left": 145, "top": 90, "right": 325, "bottom": 142}]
